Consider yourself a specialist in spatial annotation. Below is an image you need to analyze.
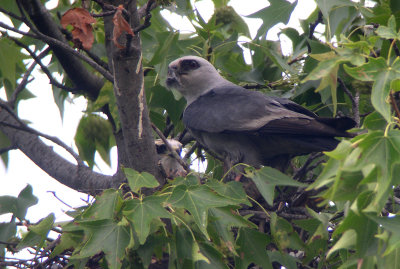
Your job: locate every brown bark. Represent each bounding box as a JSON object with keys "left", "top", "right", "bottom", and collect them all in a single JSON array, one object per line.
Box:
[{"left": 104, "top": 0, "right": 164, "bottom": 183}]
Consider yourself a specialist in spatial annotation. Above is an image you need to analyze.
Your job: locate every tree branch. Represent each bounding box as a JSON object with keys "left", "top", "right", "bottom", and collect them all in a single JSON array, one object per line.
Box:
[
  {"left": 0, "top": 104, "right": 121, "bottom": 195},
  {"left": 0, "top": 22, "right": 113, "bottom": 84},
  {"left": 0, "top": 101, "right": 85, "bottom": 167},
  {"left": 5, "top": 36, "right": 77, "bottom": 93},
  {"left": 307, "top": 10, "right": 323, "bottom": 53},
  {"left": 10, "top": 58, "right": 38, "bottom": 108},
  {"left": 18, "top": 0, "right": 108, "bottom": 99},
  {"left": 103, "top": 0, "right": 163, "bottom": 183}
]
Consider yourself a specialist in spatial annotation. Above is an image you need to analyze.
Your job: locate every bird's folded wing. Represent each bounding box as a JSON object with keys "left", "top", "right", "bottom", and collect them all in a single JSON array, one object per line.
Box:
[
  {"left": 183, "top": 86, "right": 354, "bottom": 137},
  {"left": 183, "top": 86, "right": 312, "bottom": 133}
]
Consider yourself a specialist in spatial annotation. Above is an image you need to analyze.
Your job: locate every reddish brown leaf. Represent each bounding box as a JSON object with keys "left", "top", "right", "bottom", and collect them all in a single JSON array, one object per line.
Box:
[
  {"left": 61, "top": 7, "right": 96, "bottom": 50},
  {"left": 112, "top": 5, "right": 134, "bottom": 49}
]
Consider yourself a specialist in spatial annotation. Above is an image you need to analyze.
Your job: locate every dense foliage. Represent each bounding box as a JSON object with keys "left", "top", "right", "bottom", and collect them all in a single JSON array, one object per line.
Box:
[{"left": 1, "top": 0, "right": 400, "bottom": 268}]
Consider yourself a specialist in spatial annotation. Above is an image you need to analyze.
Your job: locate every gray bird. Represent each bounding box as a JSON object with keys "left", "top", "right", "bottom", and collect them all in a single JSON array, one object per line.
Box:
[{"left": 166, "top": 56, "right": 355, "bottom": 171}]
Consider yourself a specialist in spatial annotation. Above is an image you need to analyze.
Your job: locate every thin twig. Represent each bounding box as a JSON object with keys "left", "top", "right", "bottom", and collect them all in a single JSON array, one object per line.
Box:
[
  {"left": 60, "top": 27, "right": 110, "bottom": 71},
  {"left": 183, "top": 141, "right": 199, "bottom": 162},
  {"left": 47, "top": 191, "right": 74, "bottom": 209},
  {"left": 4, "top": 35, "right": 77, "bottom": 93},
  {"left": 151, "top": 123, "right": 190, "bottom": 173},
  {"left": 390, "top": 90, "right": 400, "bottom": 124},
  {"left": 0, "top": 102, "right": 85, "bottom": 166},
  {"left": 133, "top": 0, "right": 155, "bottom": 34},
  {"left": 0, "top": 22, "right": 114, "bottom": 82},
  {"left": 338, "top": 78, "right": 360, "bottom": 127},
  {"left": 288, "top": 55, "right": 306, "bottom": 65},
  {"left": 0, "top": 7, "right": 25, "bottom": 22},
  {"left": 390, "top": 39, "right": 400, "bottom": 57},
  {"left": 294, "top": 152, "right": 324, "bottom": 180},
  {"left": 307, "top": 11, "right": 323, "bottom": 53},
  {"left": 138, "top": 0, "right": 158, "bottom": 18},
  {"left": 0, "top": 145, "right": 17, "bottom": 155},
  {"left": 10, "top": 59, "right": 38, "bottom": 108}
]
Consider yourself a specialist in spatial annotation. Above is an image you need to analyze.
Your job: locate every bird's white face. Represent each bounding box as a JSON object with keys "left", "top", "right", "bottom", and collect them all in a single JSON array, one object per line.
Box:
[{"left": 166, "top": 56, "right": 232, "bottom": 104}]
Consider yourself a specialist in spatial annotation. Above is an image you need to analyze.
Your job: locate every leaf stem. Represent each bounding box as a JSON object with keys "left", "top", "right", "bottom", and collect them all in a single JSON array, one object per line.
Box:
[
  {"left": 247, "top": 196, "right": 270, "bottom": 219},
  {"left": 387, "top": 39, "right": 396, "bottom": 65}
]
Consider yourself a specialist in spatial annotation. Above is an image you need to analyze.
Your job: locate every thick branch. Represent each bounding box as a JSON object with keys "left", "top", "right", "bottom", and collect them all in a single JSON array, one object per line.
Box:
[
  {"left": 104, "top": 0, "right": 163, "bottom": 183},
  {"left": 0, "top": 106, "right": 122, "bottom": 195}
]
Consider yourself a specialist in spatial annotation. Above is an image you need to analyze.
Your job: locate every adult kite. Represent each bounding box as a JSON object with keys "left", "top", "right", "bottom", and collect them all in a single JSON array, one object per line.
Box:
[{"left": 166, "top": 56, "right": 355, "bottom": 171}]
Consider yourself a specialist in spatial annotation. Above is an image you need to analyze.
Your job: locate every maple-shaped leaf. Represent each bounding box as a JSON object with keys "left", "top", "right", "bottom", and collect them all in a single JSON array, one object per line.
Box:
[
  {"left": 168, "top": 185, "right": 238, "bottom": 239},
  {"left": 61, "top": 7, "right": 96, "bottom": 50},
  {"left": 123, "top": 195, "right": 170, "bottom": 244},
  {"left": 112, "top": 5, "right": 134, "bottom": 49},
  {"left": 234, "top": 227, "right": 273, "bottom": 269},
  {"left": 74, "top": 219, "right": 131, "bottom": 269}
]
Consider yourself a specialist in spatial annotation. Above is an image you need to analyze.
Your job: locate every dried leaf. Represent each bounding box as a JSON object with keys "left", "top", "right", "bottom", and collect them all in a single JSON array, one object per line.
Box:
[
  {"left": 61, "top": 7, "right": 96, "bottom": 50},
  {"left": 112, "top": 5, "right": 134, "bottom": 49}
]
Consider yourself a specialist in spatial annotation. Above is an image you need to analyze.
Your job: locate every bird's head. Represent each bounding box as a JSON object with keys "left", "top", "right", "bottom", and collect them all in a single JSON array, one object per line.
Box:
[{"left": 166, "top": 56, "right": 233, "bottom": 104}]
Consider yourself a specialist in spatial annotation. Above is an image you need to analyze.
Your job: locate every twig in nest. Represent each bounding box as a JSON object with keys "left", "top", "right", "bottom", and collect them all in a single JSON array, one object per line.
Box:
[
  {"left": 151, "top": 123, "right": 190, "bottom": 173},
  {"left": 294, "top": 152, "right": 324, "bottom": 180}
]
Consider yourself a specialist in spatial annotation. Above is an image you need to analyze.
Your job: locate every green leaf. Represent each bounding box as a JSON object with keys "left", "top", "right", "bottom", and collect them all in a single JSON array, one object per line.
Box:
[
  {"left": 366, "top": 214, "right": 400, "bottom": 235},
  {"left": 83, "top": 189, "right": 123, "bottom": 220},
  {"left": 17, "top": 213, "right": 55, "bottom": 250},
  {"left": 168, "top": 184, "right": 238, "bottom": 238},
  {"left": 51, "top": 231, "right": 84, "bottom": 258},
  {"left": 344, "top": 57, "right": 400, "bottom": 122},
  {"left": 247, "top": 0, "right": 297, "bottom": 38},
  {"left": 234, "top": 228, "right": 273, "bottom": 269},
  {"left": 75, "top": 114, "right": 114, "bottom": 168},
  {"left": 208, "top": 207, "right": 256, "bottom": 255},
  {"left": 174, "top": 227, "right": 209, "bottom": 268},
  {"left": 205, "top": 179, "right": 250, "bottom": 205},
  {"left": 75, "top": 219, "right": 131, "bottom": 269},
  {"left": 52, "top": 84, "right": 68, "bottom": 120},
  {"left": 0, "top": 130, "right": 11, "bottom": 167},
  {"left": 123, "top": 195, "right": 170, "bottom": 244},
  {"left": 197, "top": 242, "right": 229, "bottom": 269},
  {"left": 364, "top": 111, "right": 387, "bottom": 130},
  {"left": 0, "top": 38, "right": 26, "bottom": 90},
  {"left": 376, "top": 15, "right": 400, "bottom": 40},
  {"left": 212, "top": 6, "right": 251, "bottom": 38},
  {"left": 0, "top": 221, "right": 16, "bottom": 242},
  {"left": 270, "top": 213, "right": 304, "bottom": 251},
  {"left": 327, "top": 229, "right": 356, "bottom": 258},
  {"left": 0, "top": 185, "right": 38, "bottom": 220},
  {"left": 123, "top": 168, "right": 159, "bottom": 193},
  {"left": 245, "top": 167, "right": 307, "bottom": 206}
]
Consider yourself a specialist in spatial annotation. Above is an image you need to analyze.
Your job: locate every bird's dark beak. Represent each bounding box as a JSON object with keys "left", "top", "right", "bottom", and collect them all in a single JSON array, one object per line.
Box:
[{"left": 166, "top": 67, "right": 179, "bottom": 88}]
